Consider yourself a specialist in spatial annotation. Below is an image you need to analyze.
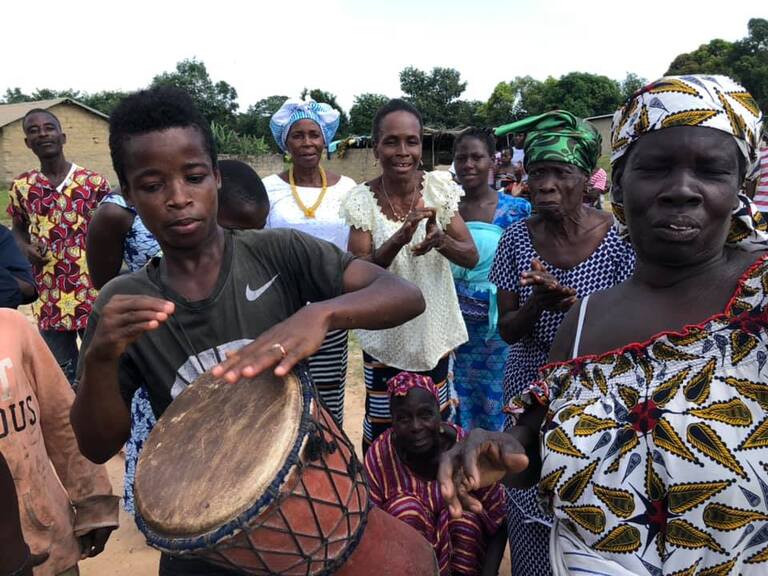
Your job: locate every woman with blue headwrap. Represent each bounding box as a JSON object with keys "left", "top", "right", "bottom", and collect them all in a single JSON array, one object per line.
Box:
[
  {"left": 263, "top": 99, "right": 357, "bottom": 426},
  {"left": 440, "top": 75, "right": 768, "bottom": 576}
]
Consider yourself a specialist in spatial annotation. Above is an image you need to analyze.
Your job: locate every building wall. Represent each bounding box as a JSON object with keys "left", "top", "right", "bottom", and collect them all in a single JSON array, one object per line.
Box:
[
  {"left": 221, "top": 148, "right": 380, "bottom": 185},
  {"left": 586, "top": 116, "right": 612, "bottom": 158},
  {"left": 0, "top": 103, "right": 117, "bottom": 188}
]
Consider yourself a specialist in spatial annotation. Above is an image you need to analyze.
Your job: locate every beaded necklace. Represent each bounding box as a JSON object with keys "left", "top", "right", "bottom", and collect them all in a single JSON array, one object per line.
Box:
[{"left": 289, "top": 166, "right": 328, "bottom": 219}]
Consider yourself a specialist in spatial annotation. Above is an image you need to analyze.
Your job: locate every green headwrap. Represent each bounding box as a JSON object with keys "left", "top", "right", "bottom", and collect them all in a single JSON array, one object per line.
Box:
[{"left": 495, "top": 110, "right": 601, "bottom": 174}]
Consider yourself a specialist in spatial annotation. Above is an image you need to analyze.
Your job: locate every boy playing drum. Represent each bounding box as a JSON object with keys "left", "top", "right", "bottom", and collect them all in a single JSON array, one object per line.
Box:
[{"left": 70, "top": 86, "right": 426, "bottom": 576}]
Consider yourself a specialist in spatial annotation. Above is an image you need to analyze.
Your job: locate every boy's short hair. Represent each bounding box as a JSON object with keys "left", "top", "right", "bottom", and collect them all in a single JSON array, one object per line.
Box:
[{"left": 109, "top": 86, "right": 217, "bottom": 186}]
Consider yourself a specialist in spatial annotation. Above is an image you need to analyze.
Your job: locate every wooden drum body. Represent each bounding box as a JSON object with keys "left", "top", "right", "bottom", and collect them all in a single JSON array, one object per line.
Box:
[{"left": 134, "top": 368, "right": 437, "bottom": 575}]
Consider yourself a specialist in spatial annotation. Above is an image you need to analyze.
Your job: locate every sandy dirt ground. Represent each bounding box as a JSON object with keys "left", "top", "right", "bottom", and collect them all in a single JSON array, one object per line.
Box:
[{"left": 63, "top": 338, "right": 510, "bottom": 575}]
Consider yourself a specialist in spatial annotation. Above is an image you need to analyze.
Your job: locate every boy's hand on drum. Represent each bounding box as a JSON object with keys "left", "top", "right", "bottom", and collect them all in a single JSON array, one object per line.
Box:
[
  {"left": 87, "top": 295, "right": 175, "bottom": 362},
  {"left": 438, "top": 429, "right": 529, "bottom": 519},
  {"left": 212, "top": 304, "right": 331, "bottom": 383}
]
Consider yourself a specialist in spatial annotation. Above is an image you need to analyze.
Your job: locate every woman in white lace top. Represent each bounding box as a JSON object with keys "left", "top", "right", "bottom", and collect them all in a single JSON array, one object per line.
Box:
[{"left": 340, "top": 98, "right": 478, "bottom": 451}]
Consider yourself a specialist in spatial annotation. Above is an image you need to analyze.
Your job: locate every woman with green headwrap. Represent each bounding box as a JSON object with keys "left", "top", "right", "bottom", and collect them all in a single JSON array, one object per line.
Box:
[{"left": 485, "top": 110, "right": 636, "bottom": 575}]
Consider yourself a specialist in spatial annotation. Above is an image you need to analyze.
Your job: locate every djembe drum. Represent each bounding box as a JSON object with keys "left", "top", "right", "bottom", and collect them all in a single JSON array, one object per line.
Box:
[{"left": 134, "top": 367, "right": 437, "bottom": 575}]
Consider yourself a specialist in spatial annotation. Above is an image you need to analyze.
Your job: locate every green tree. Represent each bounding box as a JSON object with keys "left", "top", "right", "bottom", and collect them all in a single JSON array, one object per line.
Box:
[
  {"left": 79, "top": 90, "right": 129, "bottom": 115},
  {"left": 151, "top": 58, "right": 239, "bottom": 126},
  {"left": 481, "top": 82, "right": 517, "bottom": 126},
  {"left": 666, "top": 18, "right": 768, "bottom": 112},
  {"left": 620, "top": 73, "right": 647, "bottom": 101},
  {"left": 300, "top": 88, "right": 349, "bottom": 139},
  {"left": 236, "top": 95, "right": 289, "bottom": 151},
  {"left": 538, "top": 72, "right": 623, "bottom": 118},
  {"left": 399, "top": 66, "right": 467, "bottom": 127},
  {"left": 450, "top": 100, "right": 484, "bottom": 128},
  {"left": 1, "top": 87, "right": 33, "bottom": 103},
  {"left": 349, "top": 93, "right": 389, "bottom": 135}
]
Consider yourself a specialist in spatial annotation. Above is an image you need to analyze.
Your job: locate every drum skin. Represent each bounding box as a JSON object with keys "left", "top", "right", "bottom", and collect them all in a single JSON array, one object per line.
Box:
[{"left": 135, "top": 369, "right": 437, "bottom": 575}]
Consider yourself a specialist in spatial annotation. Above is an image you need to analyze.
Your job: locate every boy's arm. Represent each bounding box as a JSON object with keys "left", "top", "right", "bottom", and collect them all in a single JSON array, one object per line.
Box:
[{"left": 71, "top": 294, "right": 174, "bottom": 463}]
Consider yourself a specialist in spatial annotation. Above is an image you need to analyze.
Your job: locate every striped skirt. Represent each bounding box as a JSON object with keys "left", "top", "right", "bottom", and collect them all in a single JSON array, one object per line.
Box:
[
  {"left": 308, "top": 329, "right": 349, "bottom": 426},
  {"left": 362, "top": 351, "right": 454, "bottom": 452}
]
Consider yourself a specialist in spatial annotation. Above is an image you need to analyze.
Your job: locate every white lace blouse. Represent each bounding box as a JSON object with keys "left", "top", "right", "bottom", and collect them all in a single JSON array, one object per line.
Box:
[
  {"left": 263, "top": 173, "right": 357, "bottom": 250},
  {"left": 339, "top": 171, "right": 468, "bottom": 371}
]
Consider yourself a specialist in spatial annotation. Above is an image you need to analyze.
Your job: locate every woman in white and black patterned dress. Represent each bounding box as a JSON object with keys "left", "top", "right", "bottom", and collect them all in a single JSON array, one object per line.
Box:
[
  {"left": 488, "top": 111, "right": 635, "bottom": 575},
  {"left": 264, "top": 98, "right": 356, "bottom": 425}
]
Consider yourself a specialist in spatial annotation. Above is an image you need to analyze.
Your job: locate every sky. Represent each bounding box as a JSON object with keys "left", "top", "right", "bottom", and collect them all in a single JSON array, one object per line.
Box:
[{"left": 2, "top": 0, "right": 765, "bottom": 112}]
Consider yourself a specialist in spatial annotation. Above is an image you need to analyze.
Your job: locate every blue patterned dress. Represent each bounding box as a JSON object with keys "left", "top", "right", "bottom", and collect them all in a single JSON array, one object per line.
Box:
[
  {"left": 101, "top": 193, "right": 161, "bottom": 514},
  {"left": 452, "top": 194, "right": 530, "bottom": 431},
  {"left": 488, "top": 221, "right": 635, "bottom": 575}
]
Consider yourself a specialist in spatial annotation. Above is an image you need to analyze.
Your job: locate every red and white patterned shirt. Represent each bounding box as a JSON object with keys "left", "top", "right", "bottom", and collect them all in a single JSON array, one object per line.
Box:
[{"left": 7, "top": 164, "right": 110, "bottom": 331}]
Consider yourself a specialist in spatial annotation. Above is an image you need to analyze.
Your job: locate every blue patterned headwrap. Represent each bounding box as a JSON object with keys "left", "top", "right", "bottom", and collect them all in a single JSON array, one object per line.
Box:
[{"left": 269, "top": 99, "right": 340, "bottom": 152}]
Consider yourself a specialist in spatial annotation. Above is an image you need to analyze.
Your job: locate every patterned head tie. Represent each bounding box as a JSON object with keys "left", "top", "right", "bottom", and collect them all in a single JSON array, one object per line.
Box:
[
  {"left": 610, "top": 75, "right": 768, "bottom": 251},
  {"left": 269, "top": 99, "right": 340, "bottom": 152},
  {"left": 495, "top": 110, "right": 602, "bottom": 174},
  {"left": 611, "top": 75, "right": 763, "bottom": 179},
  {"left": 387, "top": 372, "right": 439, "bottom": 403}
]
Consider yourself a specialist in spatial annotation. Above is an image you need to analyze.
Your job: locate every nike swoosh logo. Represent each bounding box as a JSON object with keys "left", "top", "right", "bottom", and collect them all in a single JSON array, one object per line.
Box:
[{"left": 246, "top": 274, "right": 279, "bottom": 302}]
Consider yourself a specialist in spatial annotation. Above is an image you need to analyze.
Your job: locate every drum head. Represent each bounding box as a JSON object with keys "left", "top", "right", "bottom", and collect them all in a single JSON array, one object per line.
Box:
[{"left": 135, "top": 371, "right": 304, "bottom": 538}]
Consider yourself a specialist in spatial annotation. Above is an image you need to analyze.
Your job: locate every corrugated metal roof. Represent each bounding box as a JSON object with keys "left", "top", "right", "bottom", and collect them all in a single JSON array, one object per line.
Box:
[{"left": 0, "top": 98, "right": 108, "bottom": 129}]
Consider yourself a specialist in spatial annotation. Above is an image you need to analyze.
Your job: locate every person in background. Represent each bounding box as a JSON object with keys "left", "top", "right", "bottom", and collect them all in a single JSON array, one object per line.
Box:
[
  {"left": 0, "top": 224, "right": 35, "bottom": 309},
  {"left": 364, "top": 372, "right": 507, "bottom": 576},
  {"left": 489, "top": 110, "right": 636, "bottom": 575},
  {"left": 87, "top": 158, "right": 270, "bottom": 516},
  {"left": 511, "top": 133, "right": 526, "bottom": 173},
  {"left": 584, "top": 166, "right": 609, "bottom": 208},
  {"left": 440, "top": 75, "right": 768, "bottom": 576},
  {"left": 494, "top": 148, "right": 514, "bottom": 190},
  {"left": 341, "top": 98, "right": 478, "bottom": 452},
  {"left": 263, "top": 99, "right": 357, "bottom": 426},
  {"left": 7, "top": 108, "right": 110, "bottom": 385},
  {"left": 750, "top": 135, "right": 768, "bottom": 213},
  {"left": 217, "top": 159, "right": 270, "bottom": 231},
  {"left": 1, "top": 308, "right": 119, "bottom": 576},
  {"left": 451, "top": 128, "right": 530, "bottom": 431}
]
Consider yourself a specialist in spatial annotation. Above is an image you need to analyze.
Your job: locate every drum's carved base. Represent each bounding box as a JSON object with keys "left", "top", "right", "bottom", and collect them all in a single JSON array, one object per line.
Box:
[{"left": 336, "top": 508, "right": 438, "bottom": 576}]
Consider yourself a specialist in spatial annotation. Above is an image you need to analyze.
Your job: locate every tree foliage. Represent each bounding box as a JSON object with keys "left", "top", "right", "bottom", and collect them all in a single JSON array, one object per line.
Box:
[
  {"left": 666, "top": 18, "right": 768, "bottom": 112},
  {"left": 349, "top": 93, "right": 389, "bottom": 136},
  {"left": 151, "top": 58, "right": 239, "bottom": 126},
  {"left": 399, "top": 66, "right": 468, "bottom": 127},
  {"left": 1, "top": 87, "right": 128, "bottom": 115},
  {"left": 235, "top": 95, "right": 289, "bottom": 152}
]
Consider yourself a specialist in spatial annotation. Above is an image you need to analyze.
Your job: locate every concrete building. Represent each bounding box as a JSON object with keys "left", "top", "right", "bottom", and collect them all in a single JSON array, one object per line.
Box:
[
  {"left": 585, "top": 113, "right": 613, "bottom": 158},
  {"left": 0, "top": 98, "right": 116, "bottom": 187}
]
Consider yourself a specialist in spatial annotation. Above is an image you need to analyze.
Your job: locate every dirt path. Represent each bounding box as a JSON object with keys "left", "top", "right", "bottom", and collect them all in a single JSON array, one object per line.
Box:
[{"left": 75, "top": 339, "right": 509, "bottom": 574}]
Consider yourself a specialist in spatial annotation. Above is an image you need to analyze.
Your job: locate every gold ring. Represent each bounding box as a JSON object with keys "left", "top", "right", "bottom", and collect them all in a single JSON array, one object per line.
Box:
[{"left": 271, "top": 343, "right": 287, "bottom": 359}]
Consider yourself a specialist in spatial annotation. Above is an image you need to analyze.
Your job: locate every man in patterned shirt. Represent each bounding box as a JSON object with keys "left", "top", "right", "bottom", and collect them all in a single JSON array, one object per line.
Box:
[{"left": 7, "top": 109, "right": 110, "bottom": 385}]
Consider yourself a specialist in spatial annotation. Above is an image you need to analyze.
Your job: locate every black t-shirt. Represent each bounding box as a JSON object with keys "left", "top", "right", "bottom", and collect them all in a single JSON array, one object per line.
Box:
[{"left": 78, "top": 228, "right": 353, "bottom": 417}]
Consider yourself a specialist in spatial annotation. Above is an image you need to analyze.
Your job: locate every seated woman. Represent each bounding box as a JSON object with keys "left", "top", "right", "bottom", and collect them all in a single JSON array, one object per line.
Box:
[
  {"left": 440, "top": 75, "right": 768, "bottom": 575},
  {"left": 364, "top": 372, "right": 506, "bottom": 576}
]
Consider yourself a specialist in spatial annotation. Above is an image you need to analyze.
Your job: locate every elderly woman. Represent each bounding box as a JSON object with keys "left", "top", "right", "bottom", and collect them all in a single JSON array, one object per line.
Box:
[
  {"left": 263, "top": 99, "right": 357, "bottom": 425},
  {"left": 488, "top": 110, "right": 636, "bottom": 574},
  {"left": 364, "top": 372, "right": 507, "bottom": 576},
  {"left": 440, "top": 75, "right": 768, "bottom": 575},
  {"left": 341, "top": 98, "right": 478, "bottom": 451},
  {"left": 451, "top": 128, "right": 531, "bottom": 431}
]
